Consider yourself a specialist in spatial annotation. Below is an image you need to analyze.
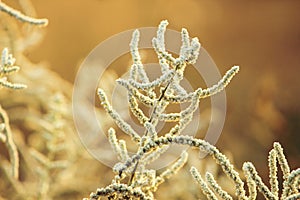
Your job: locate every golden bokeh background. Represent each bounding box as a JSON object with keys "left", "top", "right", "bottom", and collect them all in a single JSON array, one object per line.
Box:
[
  {"left": 1, "top": 0, "right": 300, "bottom": 199},
  {"left": 30, "top": 0, "right": 300, "bottom": 165}
]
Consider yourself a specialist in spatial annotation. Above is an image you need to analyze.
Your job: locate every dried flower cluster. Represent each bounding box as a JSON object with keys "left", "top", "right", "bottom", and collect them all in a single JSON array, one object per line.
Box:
[{"left": 85, "top": 21, "right": 300, "bottom": 200}]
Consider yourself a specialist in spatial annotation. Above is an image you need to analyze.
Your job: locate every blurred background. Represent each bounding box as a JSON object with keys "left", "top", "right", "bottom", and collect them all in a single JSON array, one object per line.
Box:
[
  {"left": 1, "top": 0, "right": 299, "bottom": 199},
  {"left": 29, "top": 0, "right": 300, "bottom": 166}
]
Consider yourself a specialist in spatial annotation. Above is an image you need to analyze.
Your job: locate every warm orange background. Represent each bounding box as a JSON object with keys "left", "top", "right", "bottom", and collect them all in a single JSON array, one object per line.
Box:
[{"left": 28, "top": 0, "right": 299, "bottom": 173}]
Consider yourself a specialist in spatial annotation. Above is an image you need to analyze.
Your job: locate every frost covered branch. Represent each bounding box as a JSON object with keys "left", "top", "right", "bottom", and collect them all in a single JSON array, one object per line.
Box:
[
  {"left": 88, "top": 20, "right": 299, "bottom": 200},
  {"left": 0, "top": 1, "right": 48, "bottom": 26}
]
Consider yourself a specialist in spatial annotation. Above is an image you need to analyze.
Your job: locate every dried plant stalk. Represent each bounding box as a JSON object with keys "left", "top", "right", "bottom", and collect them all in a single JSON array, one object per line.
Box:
[{"left": 86, "top": 20, "right": 300, "bottom": 200}]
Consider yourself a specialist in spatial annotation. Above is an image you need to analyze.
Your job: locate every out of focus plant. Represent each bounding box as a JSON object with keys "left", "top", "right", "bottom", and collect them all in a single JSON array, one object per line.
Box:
[{"left": 0, "top": 1, "right": 93, "bottom": 199}]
